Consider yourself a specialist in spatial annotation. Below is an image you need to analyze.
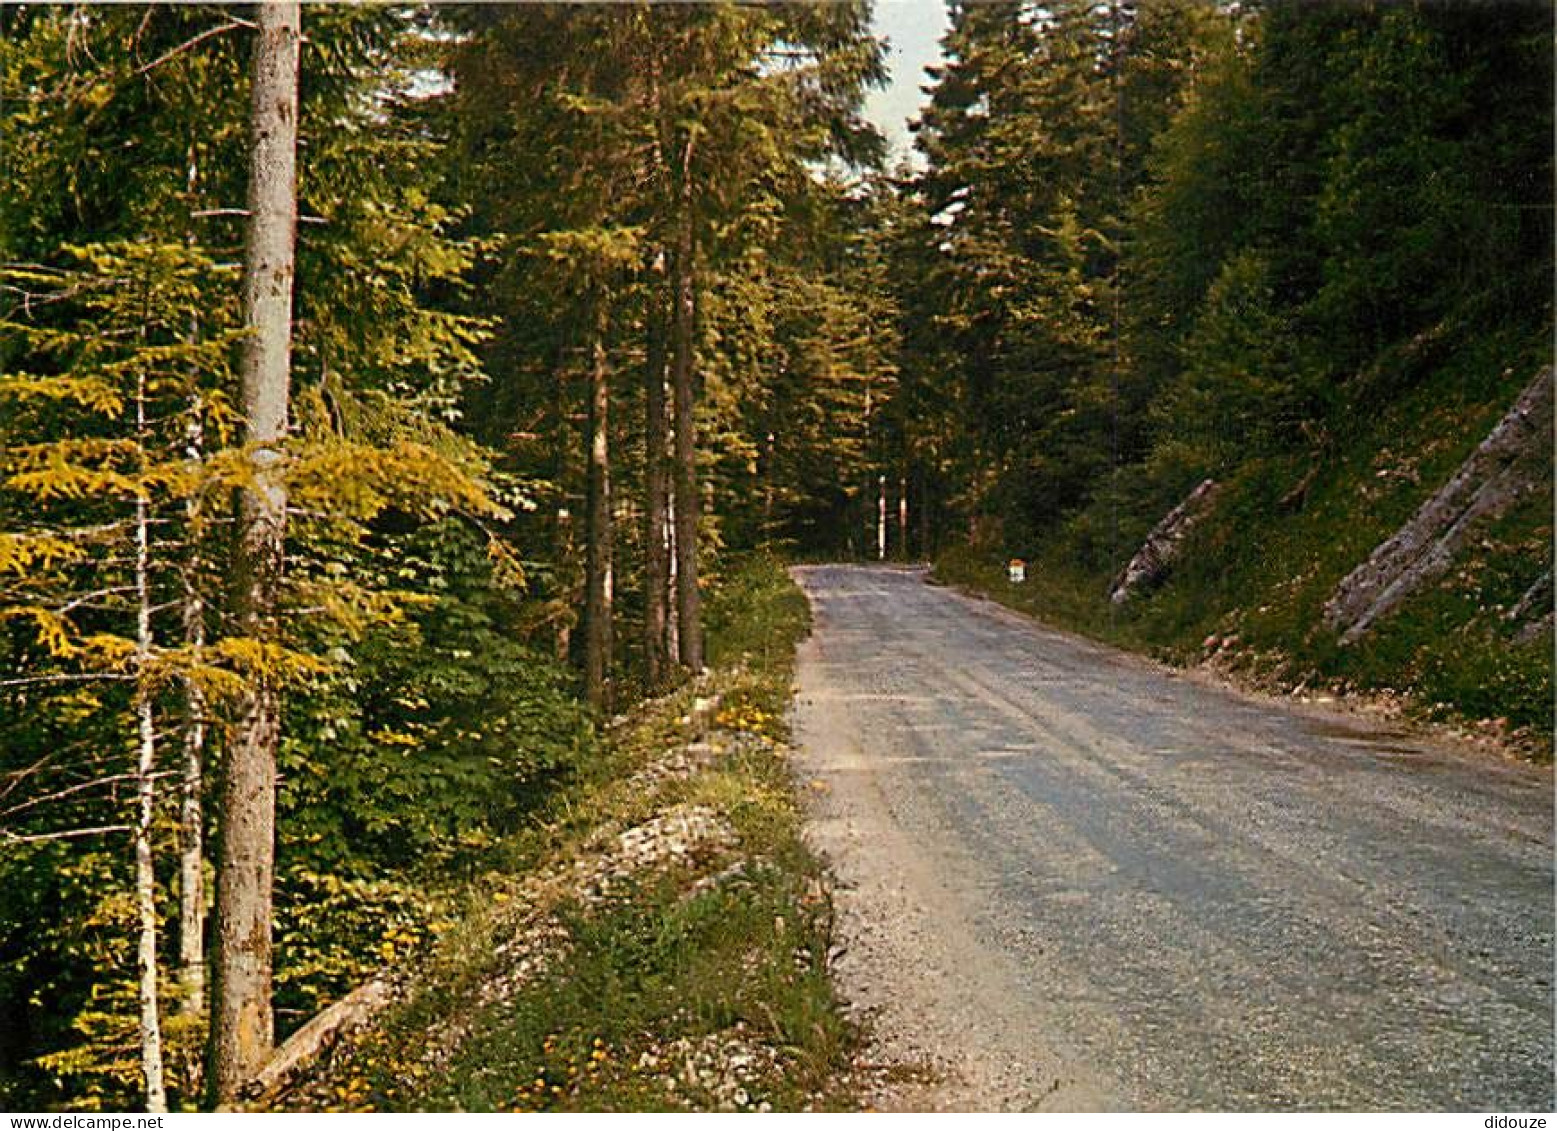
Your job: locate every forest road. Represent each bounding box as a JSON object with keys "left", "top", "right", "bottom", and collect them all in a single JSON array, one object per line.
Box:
[{"left": 789, "top": 564, "right": 1554, "bottom": 1112}]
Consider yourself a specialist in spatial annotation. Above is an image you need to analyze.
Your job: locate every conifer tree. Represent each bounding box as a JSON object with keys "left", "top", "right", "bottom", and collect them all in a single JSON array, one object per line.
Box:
[
  {"left": 2, "top": 4, "right": 511, "bottom": 1109},
  {"left": 0, "top": 242, "right": 243, "bottom": 1110}
]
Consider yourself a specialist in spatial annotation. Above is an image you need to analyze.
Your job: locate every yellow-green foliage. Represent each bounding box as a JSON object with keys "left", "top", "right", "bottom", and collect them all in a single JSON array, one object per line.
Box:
[
  {"left": 0, "top": 228, "right": 514, "bottom": 1107},
  {"left": 0, "top": 532, "right": 87, "bottom": 573}
]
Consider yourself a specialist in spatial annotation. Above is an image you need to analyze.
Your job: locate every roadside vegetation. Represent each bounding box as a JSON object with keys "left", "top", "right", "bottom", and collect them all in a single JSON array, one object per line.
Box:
[
  {"left": 3, "top": 1, "right": 1549, "bottom": 1113},
  {"left": 0, "top": 5, "right": 886, "bottom": 1110},
  {"left": 889, "top": 4, "right": 1551, "bottom": 757},
  {"left": 933, "top": 334, "right": 1553, "bottom": 757},
  {"left": 269, "top": 553, "right": 862, "bottom": 1113}
]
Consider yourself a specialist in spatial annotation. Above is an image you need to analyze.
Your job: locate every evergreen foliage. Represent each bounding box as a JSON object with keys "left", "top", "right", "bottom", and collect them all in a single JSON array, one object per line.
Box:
[
  {"left": 892, "top": 0, "right": 1552, "bottom": 735},
  {"left": 1, "top": 1, "right": 887, "bottom": 1110},
  {"left": 3, "top": 0, "right": 1549, "bottom": 1111}
]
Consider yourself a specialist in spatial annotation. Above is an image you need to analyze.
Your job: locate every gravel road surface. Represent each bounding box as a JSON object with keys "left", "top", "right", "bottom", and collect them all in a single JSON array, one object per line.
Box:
[{"left": 790, "top": 565, "right": 1554, "bottom": 1112}]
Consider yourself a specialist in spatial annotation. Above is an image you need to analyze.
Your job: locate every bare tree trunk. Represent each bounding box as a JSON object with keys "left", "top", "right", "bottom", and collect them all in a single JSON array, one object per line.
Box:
[
  {"left": 643, "top": 270, "right": 670, "bottom": 690},
  {"left": 762, "top": 428, "right": 776, "bottom": 539},
  {"left": 179, "top": 144, "right": 207, "bottom": 1024},
  {"left": 554, "top": 506, "right": 574, "bottom": 664},
  {"left": 134, "top": 369, "right": 168, "bottom": 1116},
  {"left": 917, "top": 467, "right": 934, "bottom": 559},
  {"left": 247, "top": 976, "right": 394, "bottom": 1101},
  {"left": 550, "top": 343, "right": 576, "bottom": 666},
  {"left": 876, "top": 474, "right": 887, "bottom": 561},
  {"left": 583, "top": 333, "right": 614, "bottom": 712},
  {"left": 179, "top": 408, "right": 207, "bottom": 1020},
  {"left": 862, "top": 384, "right": 873, "bottom": 563},
  {"left": 211, "top": 1, "right": 299, "bottom": 1105},
  {"left": 898, "top": 475, "right": 908, "bottom": 561},
  {"left": 669, "top": 208, "right": 703, "bottom": 672},
  {"left": 666, "top": 484, "right": 679, "bottom": 663}
]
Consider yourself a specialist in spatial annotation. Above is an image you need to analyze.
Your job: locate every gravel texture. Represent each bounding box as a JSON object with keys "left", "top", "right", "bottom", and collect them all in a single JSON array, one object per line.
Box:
[{"left": 790, "top": 564, "right": 1554, "bottom": 1112}]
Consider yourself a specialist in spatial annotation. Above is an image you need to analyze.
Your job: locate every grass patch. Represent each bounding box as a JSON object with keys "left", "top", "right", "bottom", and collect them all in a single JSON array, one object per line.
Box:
[{"left": 277, "top": 551, "right": 856, "bottom": 1112}]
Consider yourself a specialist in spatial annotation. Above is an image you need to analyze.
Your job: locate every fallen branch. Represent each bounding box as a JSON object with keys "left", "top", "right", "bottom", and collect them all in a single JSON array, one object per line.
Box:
[
  {"left": 246, "top": 976, "right": 396, "bottom": 1103},
  {"left": 0, "top": 823, "right": 131, "bottom": 843}
]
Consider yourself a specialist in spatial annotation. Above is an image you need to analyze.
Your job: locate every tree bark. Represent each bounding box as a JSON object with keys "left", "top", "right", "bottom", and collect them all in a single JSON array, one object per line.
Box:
[
  {"left": 179, "top": 147, "right": 207, "bottom": 1025},
  {"left": 210, "top": 1, "right": 299, "bottom": 1105},
  {"left": 762, "top": 427, "right": 776, "bottom": 538},
  {"left": 666, "top": 479, "right": 680, "bottom": 663},
  {"left": 642, "top": 272, "right": 671, "bottom": 689},
  {"left": 876, "top": 474, "right": 887, "bottom": 561},
  {"left": 550, "top": 342, "right": 575, "bottom": 666},
  {"left": 583, "top": 332, "right": 614, "bottom": 711},
  {"left": 179, "top": 420, "right": 207, "bottom": 1021},
  {"left": 133, "top": 369, "right": 168, "bottom": 1116},
  {"left": 898, "top": 475, "right": 909, "bottom": 561},
  {"left": 247, "top": 976, "right": 394, "bottom": 1102},
  {"left": 669, "top": 208, "right": 703, "bottom": 672}
]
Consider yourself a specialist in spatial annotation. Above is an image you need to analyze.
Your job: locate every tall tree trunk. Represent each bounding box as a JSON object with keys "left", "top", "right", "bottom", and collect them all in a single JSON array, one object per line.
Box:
[
  {"left": 876, "top": 474, "right": 887, "bottom": 561},
  {"left": 210, "top": 1, "right": 299, "bottom": 1105},
  {"left": 862, "top": 384, "right": 873, "bottom": 563},
  {"left": 916, "top": 466, "right": 934, "bottom": 559},
  {"left": 642, "top": 273, "right": 671, "bottom": 690},
  {"left": 666, "top": 483, "right": 679, "bottom": 663},
  {"left": 583, "top": 331, "right": 614, "bottom": 711},
  {"left": 554, "top": 507, "right": 575, "bottom": 664},
  {"left": 179, "top": 405, "right": 207, "bottom": 1021},
  {"left": 133, "top": 369, "right": 168, "bottom": 1116},
  {"left": 762, "top": 426, "right": 776, "bottom": 539},
  {"left": 669, "top": 210, "right": 703, "bottom": 672},
  {"left": 550, "top": 343, "right": 575, "bottom": 665},
  {"left": 179, "top": 143, "right": 207, "bottom": 1025}
]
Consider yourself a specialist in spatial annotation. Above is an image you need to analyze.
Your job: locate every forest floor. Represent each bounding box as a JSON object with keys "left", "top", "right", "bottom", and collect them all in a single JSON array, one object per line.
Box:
[
  {"left": 266, "top": 555, "right": 892, "bottom": 1112},
  {"left": 789, "top": 564, "right": 1553, "bottom": 1111}
]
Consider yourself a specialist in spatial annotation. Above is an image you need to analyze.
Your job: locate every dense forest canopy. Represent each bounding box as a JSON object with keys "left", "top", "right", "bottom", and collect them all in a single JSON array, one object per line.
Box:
[{"left": 1, "top": 0, "right": 1550, "bottom": 1111}]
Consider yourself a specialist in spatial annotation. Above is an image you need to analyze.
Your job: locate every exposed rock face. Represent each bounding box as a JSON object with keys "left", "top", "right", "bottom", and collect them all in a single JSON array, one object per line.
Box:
[
  {"left": 1109, "top": 478, "right": 1220, "bottom": 605},
  {"left": 1324, "top": 366, "right": 1554, "bottom": 644},
  {"left": 1509, "top": 570, "right": 1553, "bottom": 644}
]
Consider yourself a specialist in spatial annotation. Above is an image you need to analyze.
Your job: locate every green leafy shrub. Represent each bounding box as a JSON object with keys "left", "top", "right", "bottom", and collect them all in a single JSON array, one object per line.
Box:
[{"left": 273, "top": 519, "right": 596, "bottom": 1022}]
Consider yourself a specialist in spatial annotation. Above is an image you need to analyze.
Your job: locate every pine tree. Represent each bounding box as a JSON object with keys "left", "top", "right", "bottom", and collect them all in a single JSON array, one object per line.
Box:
[
  {"left": 448, "top": 1, "right": 885, "bottom": 681},
  {"left": 0, "top": 242, "right": 242, "bottom": 1110}
]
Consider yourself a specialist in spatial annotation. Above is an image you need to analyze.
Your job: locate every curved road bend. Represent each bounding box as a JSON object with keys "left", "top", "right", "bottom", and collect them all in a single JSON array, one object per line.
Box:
[{"left": 790, "top": 565, "right": 1554, "bottom": 1111}]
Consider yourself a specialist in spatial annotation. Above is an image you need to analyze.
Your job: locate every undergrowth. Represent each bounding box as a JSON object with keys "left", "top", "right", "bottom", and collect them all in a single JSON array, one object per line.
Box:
[{"left": 277, "top": 551, "right": 857, "bottom": 1112}]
